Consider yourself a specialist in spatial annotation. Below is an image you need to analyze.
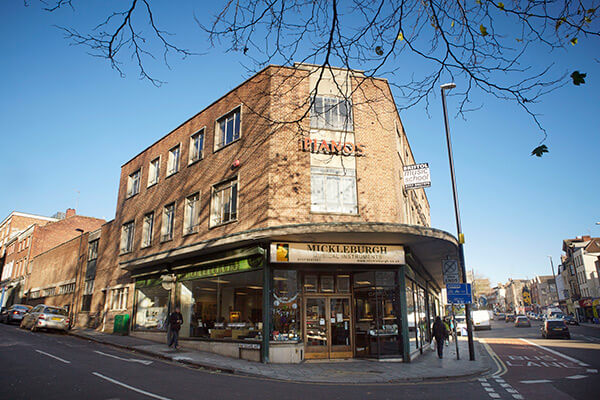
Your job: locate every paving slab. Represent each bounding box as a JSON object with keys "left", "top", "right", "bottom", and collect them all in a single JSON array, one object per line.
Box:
[{"left": 69, "top": 328, "right": 494, "bottom": 383}]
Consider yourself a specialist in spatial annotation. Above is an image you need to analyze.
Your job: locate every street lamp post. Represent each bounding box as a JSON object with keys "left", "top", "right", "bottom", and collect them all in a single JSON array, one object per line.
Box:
[
  {"left": 440, "top": 82, "right": 475, "bottom": 361},
  {"left": 547, "top": 256, "right": 560, "bottom": 304},
  {"left": 71, "top": 228, "right": 85, "bottom": 327}
]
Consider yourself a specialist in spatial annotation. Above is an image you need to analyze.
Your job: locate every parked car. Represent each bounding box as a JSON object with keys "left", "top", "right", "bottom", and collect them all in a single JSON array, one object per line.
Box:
[
  {"left": 20, "top": 305, "right": 69, "bottom": 332},
  {"left": 496, "top": 313, "right": 506, "bottom": 321},
  {"left": 541, "top": 319, "right": 570, "bottom": 339},
  {"left": 473, "top": 310, "right": 492, "bottom": 330},
  {"left": 563, "top": 315, "right": 579, "bottom": 325},
  {"left": 515, "top": 316, "right": 531, "bottom": 327},
  {"left": 505, "top": 314, "right": 516, "bottom": 323},
  {"left": 0, "top": 304, "right": 32, "bottom": 324}
]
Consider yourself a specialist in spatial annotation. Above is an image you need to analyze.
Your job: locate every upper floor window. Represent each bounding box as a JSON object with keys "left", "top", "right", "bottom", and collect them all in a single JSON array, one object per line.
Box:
[
  {"left": 127, "top": 169, "right": 141, "bottom": 198},
  {"left": 120, "top": 221, "right": 135, "bottom": 254},
  {"left": 142, "top": 212, "right": 154, "bottom": 248},
  {"left": 311, "top": 167, "right": 358, "bottom": 214},
  {"left": 148, "top": 157, "right": 160, "bottom": 186},
  {"left": 167, "top": 145, "right": 180, "bottom": 177},
  {"left": 211, "top": 178, "right": 238, "bottom": 227},
  {"left": 162, "top": 203, "right": 175, "bottom": 241},
  {"left": 189, "top": 130, "right": 205, "bottom": 164},
  {"left": 310, "top": 96, "right": 353, "bottom": 131},
  {"left": 88, "top": 239, "right": 99, "bottom": 261},
  {"left": 184, "top": 193, "right": 200, "bottom": 235},
  {"left": 215, "top": 108, "right": 241, "bottom": 150}
]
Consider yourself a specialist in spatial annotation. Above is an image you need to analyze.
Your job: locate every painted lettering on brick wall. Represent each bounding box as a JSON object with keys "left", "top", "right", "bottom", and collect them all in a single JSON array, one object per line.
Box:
[{"left": 299, "top": 138, "right": 366, "bottom": 156}]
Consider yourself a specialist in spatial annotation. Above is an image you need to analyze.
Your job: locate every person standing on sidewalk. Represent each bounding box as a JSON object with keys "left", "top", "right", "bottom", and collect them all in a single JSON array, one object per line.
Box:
[
  {"left": 167, "top": 306, "right": 183, "bottom": 350},
  {"left": 432, "top": 316, "right": 449, "bottom": 359}
]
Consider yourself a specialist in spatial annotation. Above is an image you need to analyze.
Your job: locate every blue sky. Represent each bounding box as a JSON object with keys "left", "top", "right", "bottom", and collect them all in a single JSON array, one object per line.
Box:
[{"left": 1, "top": 2, "right": 598, "bottom": 285}]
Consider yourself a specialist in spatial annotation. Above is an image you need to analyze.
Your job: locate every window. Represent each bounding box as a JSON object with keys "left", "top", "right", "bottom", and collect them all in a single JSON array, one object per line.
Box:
[
  {"left": 86, "top": 239, "right": 99, "bottom": 279},
  {"left": 30, "top": 290, "right": 41, "bottom": 299},
  {"left": 58, "top": 283, "right": 75, "bottom": 294},
  {"left": 211, "top": 178, "right": 238, "bottom": 226},
  {"left": 134, "top": 284, "right": 169, "bottom": 331},
  {"left": 142, "top": 212, "right": 154, "bottom": 247},
  {"left": 310, "top": 96, "right": 353, "bottom": 131},
  {"left": 215, "top": 108, "right": 241, "bottom": 150},
  {"left": 183, "top": 193, "right": 200, "bottom": 235},
  {"left": 127, "top": 169, "right": 141, "bottom": 197},
  {"left": 161, "top": 203, "right": 175, "bottom": 241},
  {"left": 148, "top": 157, "right": 160, "bottom": 186},
  {"left": 81, "top": 280, "right": 94, "bottom": 312},
  {"left": 88, "top": 239, "right": 98, "bottom": 261},
  {"left": 311, "top": 167, "right": 357, "bottom": 214},
  {"left": 42, "top": 287, "right": 56, "bottom": 297},
  {"left": 167, "top": 145, "right": 180, "bottom": 176},
  {"left": 111, "top": 287, "right": 128, "bottom": 310},
  {"left": 189, "top": 130, "right": 204, "bottom": 164},
  {"left": 120, "top": 221, "right": 135, "bottom": 254}
]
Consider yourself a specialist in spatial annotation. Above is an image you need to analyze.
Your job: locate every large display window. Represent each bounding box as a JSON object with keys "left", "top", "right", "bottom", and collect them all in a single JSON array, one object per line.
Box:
[
  {"left": 406, "top": 279, "right": 418, "bottom": 353},
  {"left": 272, "top": 269, "right": 300, "bottom": 341},
  {"left": 179, "top": 269, "right": 263, "bottom": 341},
  {"left": 134, "top": 284, "right": 170, "bottom": 331}
]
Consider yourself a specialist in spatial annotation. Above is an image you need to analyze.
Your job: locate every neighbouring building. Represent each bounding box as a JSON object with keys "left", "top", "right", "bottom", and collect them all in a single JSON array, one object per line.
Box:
[
  {"left": 529, "top": 275, "right": 558, "bottom": 312},
  {"left": 561, "top": 236, "right": 600, "bottom": 321},
  {"left": 504, "top": 279, "right": 528, "bottom": 312},
  {"left": 72, "top": 63, "right": 458, "bottom": 364}
]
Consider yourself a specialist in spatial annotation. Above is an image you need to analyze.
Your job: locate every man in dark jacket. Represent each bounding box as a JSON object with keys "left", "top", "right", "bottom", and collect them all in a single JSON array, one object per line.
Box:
[
  {"left": 432, "top": 316, "right": 449, "bottom": 359},
  {"left": 168, "top": 306, "right": 183, "bottom": 350}
]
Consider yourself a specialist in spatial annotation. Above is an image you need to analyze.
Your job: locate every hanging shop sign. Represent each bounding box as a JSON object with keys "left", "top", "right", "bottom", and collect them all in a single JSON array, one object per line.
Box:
[
  {"left": 403, "top": 163, "right": 431, "bottom": 189},
  {"left": 270, "top": 242, "right": 405, "bottom": 265},
  {"left": 299, "top": 138, "right": 366, "bottom": 156}
]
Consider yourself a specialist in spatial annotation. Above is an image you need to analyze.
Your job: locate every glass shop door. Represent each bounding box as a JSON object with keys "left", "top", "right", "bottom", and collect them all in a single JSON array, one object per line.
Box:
[{"left": 304, "top": 296, "right": 352, "bottom": 359}]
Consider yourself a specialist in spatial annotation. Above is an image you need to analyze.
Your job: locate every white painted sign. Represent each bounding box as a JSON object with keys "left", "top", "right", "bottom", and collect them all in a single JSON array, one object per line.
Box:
[
  {"left": 443, "top": 259, "right": 460, "bottom": 284},
  {"left": 270, "top": 242, "right": 405, "bottom": 264},
  {"left": 403, "top": 163, "right": 431, "bottom": 190}
]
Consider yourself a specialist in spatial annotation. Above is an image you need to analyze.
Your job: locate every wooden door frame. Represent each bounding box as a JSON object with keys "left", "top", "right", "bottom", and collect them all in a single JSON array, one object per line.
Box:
[{"left": 304, "top": 293, "right": 354, "bottom": 359}]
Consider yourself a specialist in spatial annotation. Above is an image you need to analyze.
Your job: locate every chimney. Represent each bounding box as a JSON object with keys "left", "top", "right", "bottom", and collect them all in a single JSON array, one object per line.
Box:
[{"left": 66, "top": 208, "right": 76, "bottom": 218}]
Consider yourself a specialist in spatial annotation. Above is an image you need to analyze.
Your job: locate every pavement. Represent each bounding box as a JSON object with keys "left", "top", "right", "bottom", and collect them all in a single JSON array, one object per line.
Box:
[{"left": 68, "top": 328, "right": 495, "bottom": 383}]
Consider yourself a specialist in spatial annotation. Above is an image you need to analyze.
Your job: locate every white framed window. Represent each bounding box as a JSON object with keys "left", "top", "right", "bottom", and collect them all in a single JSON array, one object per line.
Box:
[
  {"left": 189, "top": 129, "right": 205, "bottom": 164},
  {"left": 42, "top": 287, "right": 56, "bottom": 297},
  {"left": 148, "top": 157, "right": 160, "bottom": 186},
  {"left": 183, "top": 192, "right": 200, "bottom": 235},
  {"left": 58, "top": 282, "right": 76, "bottom": 294},
  {"left": 141, "top": 212, "right": 154, "bottom": 248},
  {"left": 167, "top": 145, "right": 180, "bottom": 176},
  {"left": 84, "top": 280, "right": 94, "bottom": 295},
  {"left": 310, "top": 96, "right": 353, "bottom": 131},
  {"left": 311, "top": 167, "right": 358, "bottom": 214},
  {"left": 30, "top": 290, "right": 40, "bottom": 299},
  {"left": 211, "top": 178, "right": 238, "bottom": 227},
  {"left": 111, "top": 287, "right": 128, "bottom": 310},
  {"left": 127, "top": 169, "right": 141, "bottom": 198},
  {"left": 215, "top": 108, "right": 241, "bottom": 150},
  {"left": 161, "top": 203, "right": 175, "bottom": 241},
  {"left": 120, "top": 221, "right": 135, "bottom": 254}
]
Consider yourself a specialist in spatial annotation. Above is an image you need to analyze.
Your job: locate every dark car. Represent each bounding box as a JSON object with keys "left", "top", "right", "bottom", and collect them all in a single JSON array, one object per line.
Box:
[
  {"left": 515, "top": 316, "right": 531, "bottom": 327},
  {"left": 563, "top": 315, "right": 579, "bottom": 325},
  {"left": 505, "top": 314, "right": 516, "bottom": 323},
  {"left": 542, "top": 319, "right": 570, "bottom": 339},
  {"left": 0, "top": 304, "right": 33, "bottom": 324}
]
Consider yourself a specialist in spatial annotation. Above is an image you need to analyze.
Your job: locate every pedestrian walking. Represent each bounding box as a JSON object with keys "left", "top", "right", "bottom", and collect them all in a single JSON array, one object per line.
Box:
[
  {"left": 443, "top": 317, "right": 451, "bottom": 346},
  {"left": 432, "top": 316, "right": 449, "bottom": 359},
  {"left": 167, "top": 306, "right": 183, "bottom": 350}
]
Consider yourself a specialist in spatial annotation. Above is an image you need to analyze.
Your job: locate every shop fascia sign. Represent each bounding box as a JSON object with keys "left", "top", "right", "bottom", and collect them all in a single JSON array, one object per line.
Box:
[
  {"left": 177, "top": 256, "right": 263, "bottom": 282},
  {"left": 271, "top": 242, "right": 405, "bottom": 265},
  {"left": 403, "top": 163, "right": 431, "bottom": 190},
  {"left": 299, "top": 137, "right": 366, "bottom": 156}
]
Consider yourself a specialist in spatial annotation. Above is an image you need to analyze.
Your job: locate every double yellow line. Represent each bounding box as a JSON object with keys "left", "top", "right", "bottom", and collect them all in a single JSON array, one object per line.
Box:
[{"left": 480, "top": 338, "right": 508, "bottom": 377}]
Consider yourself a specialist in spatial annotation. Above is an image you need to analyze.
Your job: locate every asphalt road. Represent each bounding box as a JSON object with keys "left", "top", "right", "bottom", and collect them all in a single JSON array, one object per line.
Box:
[{"left": 0, "top": 320, "right": 598, "bottom": 399}]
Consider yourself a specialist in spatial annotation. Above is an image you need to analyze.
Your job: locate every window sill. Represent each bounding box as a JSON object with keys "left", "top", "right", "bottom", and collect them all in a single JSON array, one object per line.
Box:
[
  {"left": 209, "top": 219, "right": 238, "bottom": 230},
  {"left": 119, "top": 250, "right": 133, "bottom": 256},
  {"left": 125, "top": 192, "right": 139, "bottom": 200},
  {"left": 140, "top": 243, "right": 152, "bottom": 249},
  {"left": 213, "top": 137, "right": 241, "bottom": 154},
  {"left": 187, "top": 157, "right": 203, "bottom": 167},
  {"left": 165, "top": 170, "right": 179, "bottom": 179},
  {"left": 160, "top": 236, "right": 174, "bottom": 243},
  {"left": 147, "top": 182, "right": 158, "bottom": 189},
  {"left": 309, "top": 211, "right": 360, "bottom": 216},
  {"left": 182, "top": 228, "right": 198, "bottom": 237}
]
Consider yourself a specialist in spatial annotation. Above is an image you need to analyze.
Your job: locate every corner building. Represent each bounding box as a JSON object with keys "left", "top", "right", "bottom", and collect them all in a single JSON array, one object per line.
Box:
[{"left": 106, "top": 64, "right": 458, "bottom": 363}]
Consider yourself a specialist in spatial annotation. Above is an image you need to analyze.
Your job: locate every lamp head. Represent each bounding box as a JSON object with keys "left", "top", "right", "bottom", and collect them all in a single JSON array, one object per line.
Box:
[{"left": 441, "top": 82, "right": 456, "bottom": 90}]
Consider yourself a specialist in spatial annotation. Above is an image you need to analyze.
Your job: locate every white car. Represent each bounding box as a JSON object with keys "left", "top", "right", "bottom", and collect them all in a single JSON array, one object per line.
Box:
[{"left": 472, "top": 310, "right": 492, "bottom": 330}]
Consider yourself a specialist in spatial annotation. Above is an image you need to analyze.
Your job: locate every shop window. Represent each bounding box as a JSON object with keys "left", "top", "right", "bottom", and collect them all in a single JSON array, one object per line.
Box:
[
  {"left": 134, "top": 284, "right": 169, "bottom": 331},
  {"left": 148, "top": 157, "right": 160, "bottom": 186},
  {"left": 120, "top": 221, "right": 135, "bottom": 254},
  {"left": 337, "top": 275, "right": 350, "bottom": 293},
  {"left": 405, "top": 280, "right": 417, "bottom": 353},
  {"left": 320, "top": 275, "right": 334, "bottom": 293},
  {"left": 272, "top": 270, "right": 300, "bottom": 341},
  {"left": 210, "top": 178, "right": 238, "bottom": 227},
  {"left": 127, "top": 169, "right": 141, "bottom": 198},
  {"left": 304, "top": 275, "right": 317, "bottom": 293},
  {"left": 189, "top": 129, "right": 204, "bottom": 164},
  {"left": 215, "top": 108, "right": 241, "bottom": 150},
  {"left": 179, "top": 269, "right": 263, "bottom": 340},
  {"left": 310, "top": 96, "right": 353, "bottom": 131},
  {"left": 111, "top": 287, "right": 128, "bottom": 310},
  {"left": 311, "top": 167, "right": 357, "bottom": 214}
]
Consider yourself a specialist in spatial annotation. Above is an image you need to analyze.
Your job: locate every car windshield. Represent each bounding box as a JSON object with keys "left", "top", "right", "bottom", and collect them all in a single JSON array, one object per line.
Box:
[
  {"left": 516, "top": 317, "right": 527, "bottom": 321},
  {"left": 12, "top": 305, "right": 31, "bottom": 311},
  {"left": 547, "top": 321, "right": 566, "bottom": 328},
  {"left": 44, "top": 307, "right": 67, "bottom": 316}
]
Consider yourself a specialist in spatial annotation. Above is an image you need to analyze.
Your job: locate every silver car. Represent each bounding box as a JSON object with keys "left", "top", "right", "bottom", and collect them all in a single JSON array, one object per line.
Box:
[
  {"left": 20, "top": 305, "right": 69, "bottom": 332},
  {"left": 0, "top": 304, "right": 32, "bottom": 324}
]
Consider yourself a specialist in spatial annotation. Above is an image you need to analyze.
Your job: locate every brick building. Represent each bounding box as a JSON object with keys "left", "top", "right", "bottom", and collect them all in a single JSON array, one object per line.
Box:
[
  {"left": 0, "top": 209, "right": 104, "bottom": 308},
  {"left": 55, "top": 64, "right": 457, "bottom": 364}
]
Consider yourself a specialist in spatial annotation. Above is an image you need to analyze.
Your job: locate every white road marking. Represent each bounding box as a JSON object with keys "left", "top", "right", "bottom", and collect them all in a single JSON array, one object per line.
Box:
[
  {"left": 172, "top": 356, "right": 193, "bottom": 361},
  {"left": 35, "top": 350, "right": 71, "bottom": 364},
  {"left": 494, "top": 378, "right": 505, "bottom": 383},
  {"left": 478, "top": 378, "right": 487, "bottom": 382},
  {"left": 506, "top": 388, "right": 518, "bottom": 394},
  {"left": 94, "top": 350, "right": 153, "bottom": 365},
  {"left": 520, "top": 379, "right": 552, "bottom": 384},
  {"left": 586, "top": 369, "right": 598, "bottom": 373},
  {"left": 500, "top": 383, "right": 511, "bottom": 388},
  {"left": 92, "top": 372, "right": 172, "bottom": 400},
  {"left": 512, "top": 395, "right": 524, "bottom": 399},
  {"left": 488, "top": 393, "right": 500, "bottom": 399},
  {"left": 519, "top": 338, "right": 590, "bottom": 367},
  {"left": 566, "top": 375, "right": 587, "bottom": 379},
  {"left": 481, "top": 382, "right": 491, "bottom": 387}
]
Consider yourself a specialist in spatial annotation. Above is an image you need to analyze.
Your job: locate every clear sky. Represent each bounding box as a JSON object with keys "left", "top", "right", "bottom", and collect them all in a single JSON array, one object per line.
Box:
[{"left": 1, "top": 2, "right": 598, "bottom": 285}]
